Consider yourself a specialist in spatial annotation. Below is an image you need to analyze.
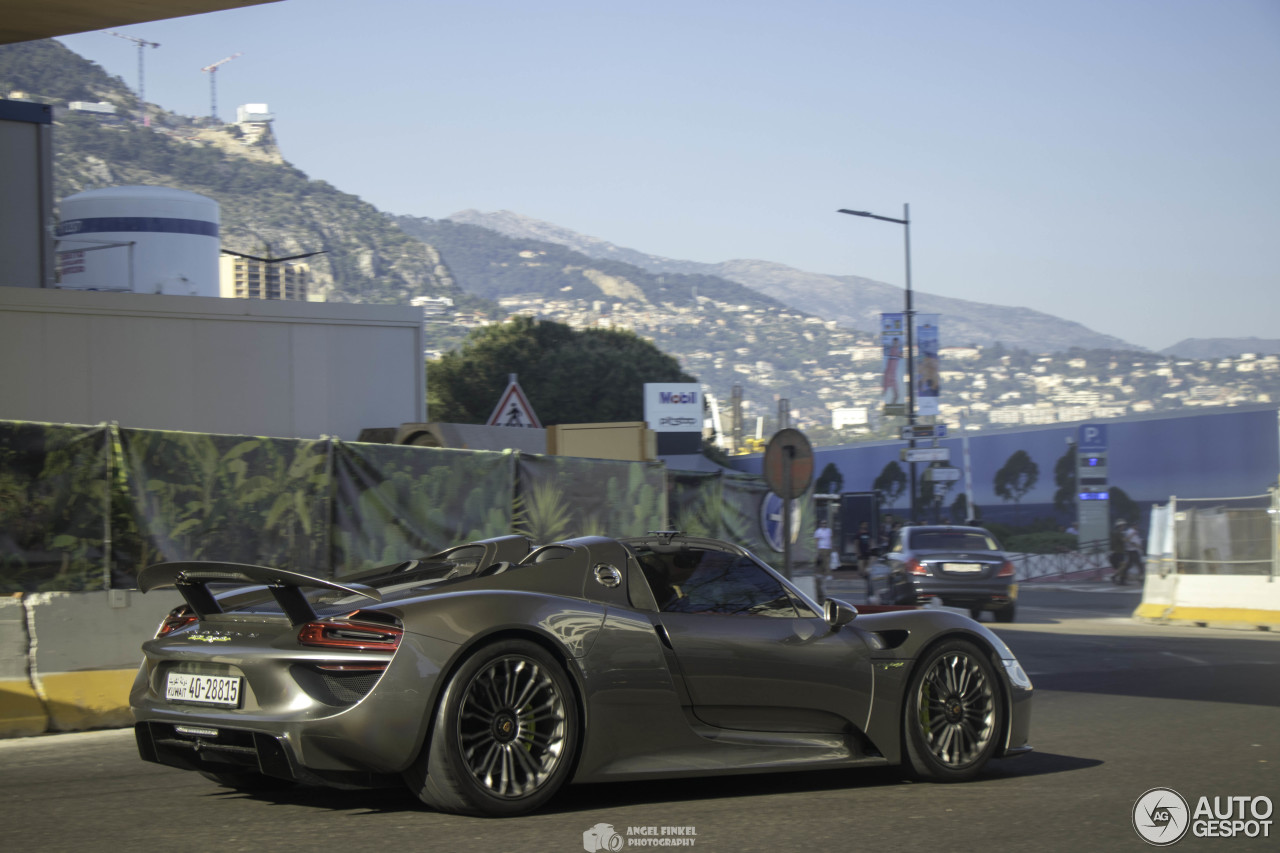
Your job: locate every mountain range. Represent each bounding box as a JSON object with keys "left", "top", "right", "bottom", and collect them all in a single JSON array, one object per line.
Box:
[{"left": 446, "top": 209, "right": 1136, "bottom": 353}]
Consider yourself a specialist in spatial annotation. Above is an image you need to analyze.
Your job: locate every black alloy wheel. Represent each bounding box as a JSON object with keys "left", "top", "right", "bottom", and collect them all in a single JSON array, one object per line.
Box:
[
  {"left": 408, "top": 639, "right": 578, "bottom": 816},
  {"left": 902, "top": 638, "right": 1003, "bottom": 781}
]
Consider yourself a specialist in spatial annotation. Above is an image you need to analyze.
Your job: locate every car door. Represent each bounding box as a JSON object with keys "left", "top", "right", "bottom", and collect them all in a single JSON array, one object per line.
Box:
[{"left": 637, "top": 547, "right": 874, "bottom": 734}]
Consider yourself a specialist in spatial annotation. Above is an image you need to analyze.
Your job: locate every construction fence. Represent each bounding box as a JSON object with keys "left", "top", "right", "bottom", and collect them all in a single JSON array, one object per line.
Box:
[
  {"left": 1149, "top": 491, "right": 1279, "bottom": 578},
  {"left": 0, "top": 419, "right": 812, "bottom": 594}
]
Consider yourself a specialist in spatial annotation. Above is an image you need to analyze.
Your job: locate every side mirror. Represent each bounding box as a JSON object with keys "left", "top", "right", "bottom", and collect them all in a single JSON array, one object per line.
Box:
[{"left": 823, "top": 598, "right": 858, "bottom": 630}]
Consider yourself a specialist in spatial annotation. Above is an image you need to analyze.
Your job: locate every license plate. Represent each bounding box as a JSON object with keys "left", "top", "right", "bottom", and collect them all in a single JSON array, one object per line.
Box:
[
  {"left": 165, "top": 672, "right": 242, "bottom": 707},
  {"left": 942, "top": 562, "right": 983, "bottom": 573}
]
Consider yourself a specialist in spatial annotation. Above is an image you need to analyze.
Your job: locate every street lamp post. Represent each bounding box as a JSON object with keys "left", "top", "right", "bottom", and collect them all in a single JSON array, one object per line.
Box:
[{"left": 837, "top": 204, "right": 918, "bottom": 520}]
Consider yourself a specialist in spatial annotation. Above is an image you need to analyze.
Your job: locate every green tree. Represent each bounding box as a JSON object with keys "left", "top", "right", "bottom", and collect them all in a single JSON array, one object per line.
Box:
[
  {"left": 994, "top": 449, "right": 1039, "bottom": 525},
  {"left": 951, "top": 492, "right": 980, "bottom": 524},
  {"left": 426, "top": 316, "right": 695, "bottom": 425},
  {"left": 1053, "top": 443, "right": 1077, "bottom": 514},
  {"left": 815, "top": 462, "right": 844, "bottom": 495},
  {"left": 872, "top": 461, "right": 907, "bottom": 510}
]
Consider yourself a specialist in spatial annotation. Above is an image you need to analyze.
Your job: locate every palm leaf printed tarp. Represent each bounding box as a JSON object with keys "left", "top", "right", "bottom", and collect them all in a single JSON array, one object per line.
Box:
[
  {"left": 114, "top": 429, "right": 332, "bottom": 578},
  {"left": 0, "top": 421, "right": 113, "bottom": 591},
  {"left": 2, "top": 420, "right": 804, "bottom": 592},
  {"left": 330, "top": 442, "right": 516, "bottom": 575},
  {"left": 668, "top": 470, "right": 816, "bottom": 570},
  {"left": 515, "top": 454, "right": 667, "bottom": 542}
]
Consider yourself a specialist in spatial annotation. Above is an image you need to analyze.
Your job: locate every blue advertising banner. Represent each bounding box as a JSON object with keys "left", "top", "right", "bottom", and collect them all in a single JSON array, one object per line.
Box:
[{"left": 916, "top": 314, "right": 940, "bottom": 417}]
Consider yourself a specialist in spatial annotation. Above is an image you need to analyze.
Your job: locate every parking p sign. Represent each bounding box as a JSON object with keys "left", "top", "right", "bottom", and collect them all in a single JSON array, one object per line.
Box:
[{"left": 1078, "top": 424, "right": 1107, "bottom": 451}]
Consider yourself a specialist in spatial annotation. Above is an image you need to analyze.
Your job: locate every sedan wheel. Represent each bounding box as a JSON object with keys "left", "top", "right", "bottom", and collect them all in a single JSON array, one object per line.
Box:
[
  {"left": 902, "top": 639, "right": 1003, "bottom": 781},
  {"left": 408, "top": 639, "right": 578, "bottom": 816}
]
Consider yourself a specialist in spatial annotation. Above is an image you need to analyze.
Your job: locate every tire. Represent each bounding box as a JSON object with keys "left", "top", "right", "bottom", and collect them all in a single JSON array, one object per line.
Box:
[
  {"left": 968, "top": 606, "right": 983, "bottom": 621},
  {"left": 198, "top": 769, "right": 295, "bottom": 791},
  {"left": 407, "top": 639, "right": 579, "bottom": 817},
  {"left": 902, "top": 638, "right": 1004, "bottom": 782},
  {"left": 994, "top": 603, "right": 1016, "bottom": 623}
]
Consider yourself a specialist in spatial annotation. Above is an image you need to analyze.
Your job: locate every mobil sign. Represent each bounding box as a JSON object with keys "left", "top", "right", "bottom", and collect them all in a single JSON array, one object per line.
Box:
[{"left": 644, "top": 383, "right": 702, "bottom": 433}]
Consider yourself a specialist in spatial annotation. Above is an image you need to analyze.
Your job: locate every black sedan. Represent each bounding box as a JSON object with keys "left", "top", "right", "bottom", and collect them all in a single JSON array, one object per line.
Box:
[
  {"left": 131, "top": 531, "right": 1032, "bottom": 816},
  {"left": 867, "top": 525, "right": 1018, "bottom": 622}
]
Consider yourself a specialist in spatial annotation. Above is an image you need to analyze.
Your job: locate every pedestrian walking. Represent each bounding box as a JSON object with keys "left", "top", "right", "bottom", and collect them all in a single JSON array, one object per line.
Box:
[
  {"left": 1123, "top": 521, "right": 1145, "bottom": 583},
  {"left": 814, "top": 520, "right": 833, "bottom": 574},
  {"left": 1110, "top": 520, "right": 1129, "bottom": 584},
  {"left": 855, "top": 522, "right": 874, "bottom": 575}
]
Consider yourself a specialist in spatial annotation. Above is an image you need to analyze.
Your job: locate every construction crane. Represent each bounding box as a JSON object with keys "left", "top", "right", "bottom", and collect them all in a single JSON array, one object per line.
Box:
[
  {"left": 108, "top": 31, "right": 159, "bottom": 123},
  {"left": 200, "top": 52, "right": 243, "bottom": 122}
]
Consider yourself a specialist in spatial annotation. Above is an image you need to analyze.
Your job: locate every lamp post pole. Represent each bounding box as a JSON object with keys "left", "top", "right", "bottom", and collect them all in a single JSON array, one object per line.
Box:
[{"left": 837, "top": 204, "right": 918, "bottom": 520}]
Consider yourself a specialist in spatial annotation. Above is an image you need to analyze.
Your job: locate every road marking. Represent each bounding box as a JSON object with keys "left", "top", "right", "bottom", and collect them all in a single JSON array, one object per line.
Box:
[{"left": 1160, "top": 651, "right": 1208, "bottom": 666}]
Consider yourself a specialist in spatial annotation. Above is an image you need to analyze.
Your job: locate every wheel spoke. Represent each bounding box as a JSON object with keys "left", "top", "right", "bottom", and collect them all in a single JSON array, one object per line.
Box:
[
  {"left": 954, "top": 659, "right": 973, "bottom": 697},
  {"left": 474, "top": 673, "right": 504, "bottom": 716},
  {"left": 502, "top": 660, "right": 522, "bottom": 706},
  {"left": 946, "top": 657, "right": 964, "bottom": 695},
  {"left": 510, "top": 739, "right": 542, "bottom": 779},
  {"left": 510, "top": 665, "right": 543, "bottom": 710},
  {"left": 472, "top": 742, "right": 501, "bottom": 781}
]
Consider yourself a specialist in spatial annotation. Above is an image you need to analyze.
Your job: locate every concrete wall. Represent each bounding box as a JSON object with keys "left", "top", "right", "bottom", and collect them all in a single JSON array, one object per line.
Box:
[
  {"left": 0, "top": 288, "right": 425, "bottom": 440},
  {"left": 0, "top": 590, "right": 182, "bottom": 737}
]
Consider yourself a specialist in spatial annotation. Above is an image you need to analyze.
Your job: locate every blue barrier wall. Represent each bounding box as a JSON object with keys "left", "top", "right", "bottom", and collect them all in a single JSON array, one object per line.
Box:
[{"left": 731, "top": 405, "right": 1280, "bottom": 526}]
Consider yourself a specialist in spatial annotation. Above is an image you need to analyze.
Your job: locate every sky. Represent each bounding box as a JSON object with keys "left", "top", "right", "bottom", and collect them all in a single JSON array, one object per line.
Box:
[{"left": 57, "top": 0, "right": 1280, "bottom": 352}]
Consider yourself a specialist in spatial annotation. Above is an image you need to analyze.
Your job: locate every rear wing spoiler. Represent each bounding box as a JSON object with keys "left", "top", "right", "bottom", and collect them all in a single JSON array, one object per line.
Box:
[{"left": 138, "top": 562, "right": 382, "bottom": 626}]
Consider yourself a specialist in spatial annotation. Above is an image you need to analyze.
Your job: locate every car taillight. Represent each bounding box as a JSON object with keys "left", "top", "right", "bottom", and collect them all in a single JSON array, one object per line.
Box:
[
  {"left": 298, "top": 620, "right": 403, "bottom": 651},
  {"left": 997, "top": 560, "right": 1016, "bottom": 577},
  {"left": 905, "top": 558, "right": 929, "bottom": 576},
  {"left": 156, "top": 606, "right": 197, "bottom": 637}
]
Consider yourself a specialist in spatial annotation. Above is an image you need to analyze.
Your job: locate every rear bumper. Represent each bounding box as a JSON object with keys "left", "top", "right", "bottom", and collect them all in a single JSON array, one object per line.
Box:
[
  {"left": 134, "top": 720, "right": 400, "bottom": 788},
  {"left": 910, "top": 580, "right": 1017, "bottom": 610}
]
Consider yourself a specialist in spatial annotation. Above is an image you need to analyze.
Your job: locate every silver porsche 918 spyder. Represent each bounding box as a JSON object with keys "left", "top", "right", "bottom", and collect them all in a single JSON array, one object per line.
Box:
[{"left": 131, "top": 532, "right": 1033, "bottom": 817}]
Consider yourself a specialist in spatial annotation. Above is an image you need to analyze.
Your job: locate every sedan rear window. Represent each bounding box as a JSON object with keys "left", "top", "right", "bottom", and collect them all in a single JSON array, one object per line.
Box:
[{"left": 909, "top": 531, "right": 1001, "bottom": 552}]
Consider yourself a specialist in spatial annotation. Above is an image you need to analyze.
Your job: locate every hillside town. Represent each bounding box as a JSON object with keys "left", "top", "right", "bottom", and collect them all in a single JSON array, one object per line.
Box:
[{"left": 481, "top": 293, "right": 1279, "bottom": 443}]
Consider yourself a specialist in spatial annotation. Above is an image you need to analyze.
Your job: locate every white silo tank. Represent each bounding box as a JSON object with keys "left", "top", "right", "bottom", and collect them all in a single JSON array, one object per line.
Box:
[{"left": 55, "top": 186, "right": 220, "bottom": 296}]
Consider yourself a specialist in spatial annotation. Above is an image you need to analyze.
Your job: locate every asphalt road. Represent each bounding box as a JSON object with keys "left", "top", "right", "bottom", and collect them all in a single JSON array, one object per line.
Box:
[{"left": 3, "top": 586, "right": 1276, "bottom": 853}]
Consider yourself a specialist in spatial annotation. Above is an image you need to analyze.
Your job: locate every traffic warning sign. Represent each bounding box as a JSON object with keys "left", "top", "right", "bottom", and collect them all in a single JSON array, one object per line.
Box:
[{"left": 486, "top": 374, "right": 542, "bottom": 428}]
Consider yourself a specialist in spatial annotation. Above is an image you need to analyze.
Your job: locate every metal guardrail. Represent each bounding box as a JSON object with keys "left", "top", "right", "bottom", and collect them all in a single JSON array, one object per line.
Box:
[{"left": 1008, "top": 546, "right": 1114, "bottom": 582}]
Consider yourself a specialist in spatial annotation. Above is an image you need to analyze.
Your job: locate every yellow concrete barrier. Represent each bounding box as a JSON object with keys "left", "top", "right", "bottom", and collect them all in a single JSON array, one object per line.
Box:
[
  {"left": 36, "top": 669, "right": 136, "bottom": 732},
  {"left": 0, "top": 677, "right": 49, "bottom": 738},
  {"left": 1135, "top": 601, "right": 1280, "bottom": 630}
]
